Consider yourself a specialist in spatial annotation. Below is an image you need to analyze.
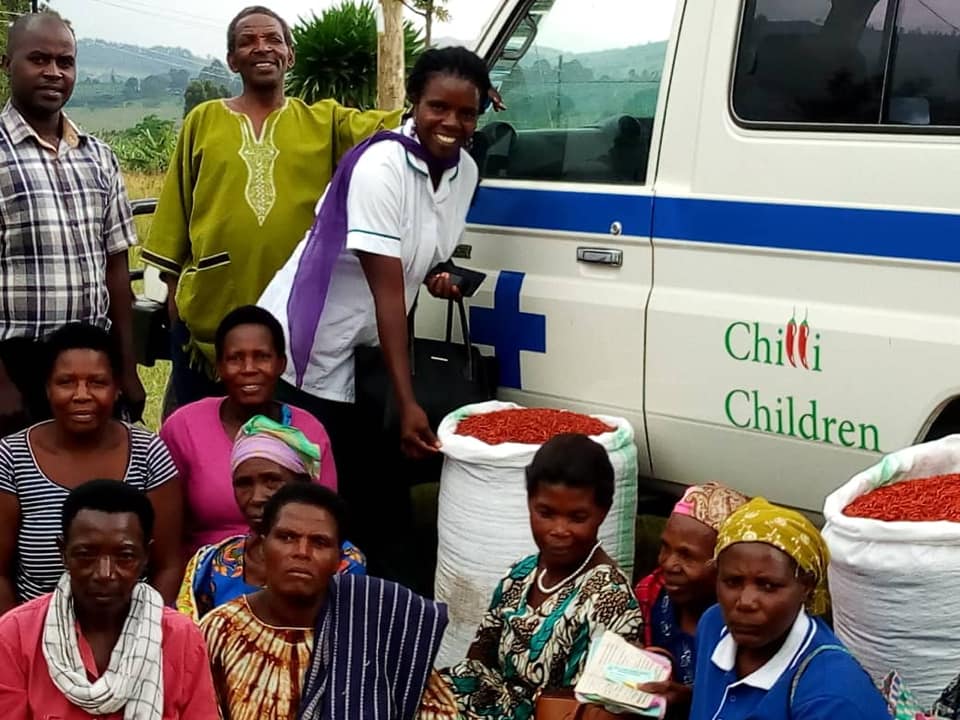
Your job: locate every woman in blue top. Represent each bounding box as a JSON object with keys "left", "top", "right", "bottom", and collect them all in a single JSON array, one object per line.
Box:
[{"left": 689, "top": 498, "right": 890, "bottom": 720}]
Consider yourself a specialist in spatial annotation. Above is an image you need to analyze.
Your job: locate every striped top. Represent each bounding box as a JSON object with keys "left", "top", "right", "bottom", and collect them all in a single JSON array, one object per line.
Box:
[{"left": 0, "top": 422, "right": 177, "bottom": 602}]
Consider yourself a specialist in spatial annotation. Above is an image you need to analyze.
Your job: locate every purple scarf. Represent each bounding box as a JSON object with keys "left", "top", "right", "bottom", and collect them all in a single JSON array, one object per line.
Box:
[{"left": 287, "top": 129, "right": 461, "bottom": 386}]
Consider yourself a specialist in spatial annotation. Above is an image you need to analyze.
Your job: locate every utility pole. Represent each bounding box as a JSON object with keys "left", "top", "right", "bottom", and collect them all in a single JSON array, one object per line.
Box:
[{"left": 377, "top": 0, "right": 405, "bottom": 110}]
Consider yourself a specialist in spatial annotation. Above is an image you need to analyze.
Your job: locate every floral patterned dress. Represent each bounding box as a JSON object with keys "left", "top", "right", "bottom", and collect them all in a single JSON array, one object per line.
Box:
[
  {"left": 176, "top": 534, "right": 366, "bottom": 621},
  {"left": 439, "top": 554, "right": 645, "bottom": 720}
]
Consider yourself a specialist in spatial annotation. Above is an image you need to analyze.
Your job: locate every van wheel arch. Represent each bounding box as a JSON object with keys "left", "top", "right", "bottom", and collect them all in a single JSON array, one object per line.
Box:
[{"left": 922, "top": 397, "right": 960, "bottom": 442}]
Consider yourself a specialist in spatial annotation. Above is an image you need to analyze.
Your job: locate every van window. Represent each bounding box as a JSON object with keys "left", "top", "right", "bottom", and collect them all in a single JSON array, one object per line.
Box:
[
  {"left": 474, "top": 0, "right": 676, "bottom": 184},
  {"left": 886, "top": 0, "right": 960, "bottom": 126},
  {"left": 733, "top": 0, "right": 890, "bottom": 124},
  {"left": 733, "top": 0, "right": 960, "bottom": 129}
]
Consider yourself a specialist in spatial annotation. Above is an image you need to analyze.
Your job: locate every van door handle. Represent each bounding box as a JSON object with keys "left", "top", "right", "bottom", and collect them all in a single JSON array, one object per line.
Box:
[{"left": 577, "top": 247, "right": 623, "bottom": 266}]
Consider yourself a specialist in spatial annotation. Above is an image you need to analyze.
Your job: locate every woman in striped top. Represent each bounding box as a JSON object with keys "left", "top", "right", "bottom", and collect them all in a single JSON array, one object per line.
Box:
[{"left": 0, "top": 324, "right": 182, "bottom": 614}]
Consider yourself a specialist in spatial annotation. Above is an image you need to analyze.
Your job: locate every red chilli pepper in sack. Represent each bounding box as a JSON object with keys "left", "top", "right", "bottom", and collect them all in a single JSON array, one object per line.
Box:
[
  {"left": 785, "top": 309, "right": 797, "bottom": 367},
  {"left": 843, "top": 474, "right": 960, "bottom": 522},
  {"left": 798, "top": 310, "right": 810, "bottom": 370},
  {"left": 456, "top": 408, "right": 615, "bottom": 445}
]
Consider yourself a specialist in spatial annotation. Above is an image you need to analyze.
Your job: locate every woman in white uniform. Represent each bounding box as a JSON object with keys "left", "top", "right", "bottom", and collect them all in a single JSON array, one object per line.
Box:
[{"left": 258, "top": 47, "right": 492, "bottom": 574}]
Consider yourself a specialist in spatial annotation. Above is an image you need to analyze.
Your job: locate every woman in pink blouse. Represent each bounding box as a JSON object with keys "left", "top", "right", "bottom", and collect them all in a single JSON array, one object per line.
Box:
[{"left": 161, "top": 306, "right": 337, "bottom": 553}]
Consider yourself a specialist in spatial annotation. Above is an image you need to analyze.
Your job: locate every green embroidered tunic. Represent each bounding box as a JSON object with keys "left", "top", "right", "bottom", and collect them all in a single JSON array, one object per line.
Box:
[{"left": 142, "top": 98, "right": 402, "bottom": 365}]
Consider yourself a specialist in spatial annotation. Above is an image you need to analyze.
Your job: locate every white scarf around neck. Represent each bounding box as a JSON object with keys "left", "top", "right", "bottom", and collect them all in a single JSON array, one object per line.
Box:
[{"left": 42, "top": 573, "right": 164, "bottom": 720}]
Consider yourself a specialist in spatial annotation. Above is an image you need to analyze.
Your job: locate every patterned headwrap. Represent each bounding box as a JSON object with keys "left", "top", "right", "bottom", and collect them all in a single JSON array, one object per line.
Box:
[
  {"left": 715, "top": 497, "right": 831, "bottom": 616},
  {"left": 672, "top": 482, "right": 750, "bottom": 532},
  {"left": 230, "top": 415, "right": 321, "bottom": 480}
]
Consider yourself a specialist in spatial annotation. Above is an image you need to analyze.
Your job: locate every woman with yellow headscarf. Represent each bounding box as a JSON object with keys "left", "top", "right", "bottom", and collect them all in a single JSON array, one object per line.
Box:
[{"left": 688, "top": 498, "right": 891, "bottom": 720}]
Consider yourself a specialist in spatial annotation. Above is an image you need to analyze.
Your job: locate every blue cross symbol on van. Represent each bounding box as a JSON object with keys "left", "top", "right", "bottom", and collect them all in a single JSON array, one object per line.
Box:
[{"left": 469, "top": 271, "right": 546, "bottom": 389}]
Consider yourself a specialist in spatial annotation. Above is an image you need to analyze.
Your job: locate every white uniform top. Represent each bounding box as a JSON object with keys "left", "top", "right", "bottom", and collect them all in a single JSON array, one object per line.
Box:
[{"left": 259, "top": 119, "right": 479, "bottom": 403}]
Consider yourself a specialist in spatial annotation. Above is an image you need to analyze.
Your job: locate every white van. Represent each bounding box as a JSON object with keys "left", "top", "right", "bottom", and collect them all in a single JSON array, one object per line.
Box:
[{"left": 416, "top": 0, "right": 960, "bottom": 513}]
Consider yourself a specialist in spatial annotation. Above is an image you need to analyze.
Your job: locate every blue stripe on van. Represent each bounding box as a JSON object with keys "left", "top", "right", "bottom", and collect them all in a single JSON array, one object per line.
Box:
[
  {"left": 468, "top": 186, "right": 653, "bottom": 236},
  {"left": 468, "top": 186, "right": 960, "bottom": 264},
  {"left": 654, "top": 197, "right": 960, "bottom": 264}
]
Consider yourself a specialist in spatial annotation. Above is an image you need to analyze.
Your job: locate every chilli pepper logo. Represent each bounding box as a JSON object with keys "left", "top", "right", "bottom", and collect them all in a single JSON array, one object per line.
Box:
[
  {"left": 723, "top": 311, "right": 822, "bottom": 373},
  {"left": 785, "top": 308, "right": 813, "bottom": 370}
]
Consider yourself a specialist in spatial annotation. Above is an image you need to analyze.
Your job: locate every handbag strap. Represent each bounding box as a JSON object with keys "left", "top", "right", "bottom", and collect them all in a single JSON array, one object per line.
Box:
[
  {"left": 452, "top": 297, "right": 475, "bottom": 381},
  {"left": 408, "top": 296, "right": 475, "bottom": 381},
  {"left": 788, "top": 644, "right": 847, "bottom": 717},
  {"left": 407, "top": 295, "right": 418, "bottom": 371}
]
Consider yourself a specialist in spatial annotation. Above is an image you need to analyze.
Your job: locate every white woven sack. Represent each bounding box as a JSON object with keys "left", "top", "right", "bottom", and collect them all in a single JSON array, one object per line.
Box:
[
  {"left": 433, "top": 401, "right": 638, "bottom": 668},
  {"left": 822, "top": 434, "right": 960, "bottom": 709}
]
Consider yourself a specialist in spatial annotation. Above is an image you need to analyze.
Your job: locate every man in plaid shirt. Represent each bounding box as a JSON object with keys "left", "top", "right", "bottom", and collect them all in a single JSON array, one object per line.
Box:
[{"left": 0, "top": 12, "right": 145, "bottom": 435}]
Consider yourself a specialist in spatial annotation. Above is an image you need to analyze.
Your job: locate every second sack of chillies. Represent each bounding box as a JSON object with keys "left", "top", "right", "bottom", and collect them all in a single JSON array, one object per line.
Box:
[
  {"left": 430, "top": 400, "right": 638, "bottom": 668},
  {"left": 823, "top": 434, "right": 960, "bottom": 709}
]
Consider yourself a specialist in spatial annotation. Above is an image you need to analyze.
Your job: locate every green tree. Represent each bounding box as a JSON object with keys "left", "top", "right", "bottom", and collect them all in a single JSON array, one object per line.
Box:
[
  {"left": 123, "top": 76, "right": 140, "bottom": 100},
  {"left": 101, "top": 115, "right": 177, "bottom": 173},
  {"left": 140, "top": 73, "right": 169, "bottom": 99},
  {"left": 199, "top": 59, "right": 231, "bottom": 85},
  {"left": 402, "top": 0, "right": 450, "bottom": 48},
  {"left": 0, "top": 0, "right": 31, "bottom": 104},
  {"left": 168, "top": 68, "right": 190, "bottom": 92},
  {"left": 183, "top": 78, "right": 228, "bottom": 117},
  {"left": 286, "top": 0, "right": 424, "bottom": 110}
]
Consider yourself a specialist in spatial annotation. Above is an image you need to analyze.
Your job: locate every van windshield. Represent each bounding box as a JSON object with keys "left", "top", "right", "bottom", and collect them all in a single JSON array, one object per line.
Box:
[{"left": 476, "top": 0, "right": 677, "bottom": 184}]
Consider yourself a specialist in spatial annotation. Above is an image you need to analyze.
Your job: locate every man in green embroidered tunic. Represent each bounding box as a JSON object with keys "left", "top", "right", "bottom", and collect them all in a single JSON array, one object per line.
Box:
[{"left": 141, "top": 5, "right": 402, "bottom": 408}]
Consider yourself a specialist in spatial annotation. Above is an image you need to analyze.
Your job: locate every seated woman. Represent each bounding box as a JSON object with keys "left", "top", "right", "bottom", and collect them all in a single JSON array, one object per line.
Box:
[
  {"left": 161, "top": 306, "right": 337, "bottom": 553},
  {"left": 634, "top": 483, "right": 748, "bottom": 712},
  {"left": 420, "top": 434, "right": 645, "bottom": 720},
  {"left": 690, "top": 498, "right": 891, "bottom": 720},
  {"left": 177, "top": 416, "right": 363, "bottom": 621},
  {"left": 0, "top": 323, "right": 182, "bottom": 614}
]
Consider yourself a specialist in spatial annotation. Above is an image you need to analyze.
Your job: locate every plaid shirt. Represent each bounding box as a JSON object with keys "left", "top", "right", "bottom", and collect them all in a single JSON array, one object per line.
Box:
[{"left": 0, "top": 102, "right": 136, "bottom": 340}]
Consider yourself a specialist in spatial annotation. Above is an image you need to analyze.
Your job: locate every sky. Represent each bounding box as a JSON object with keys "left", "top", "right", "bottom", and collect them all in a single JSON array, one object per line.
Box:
[
  {"left": 44, "top": 0, "right": 664, "bottom": 59},
  {"left": 46, "top": 0, "right": 500, "bottom": 58}
]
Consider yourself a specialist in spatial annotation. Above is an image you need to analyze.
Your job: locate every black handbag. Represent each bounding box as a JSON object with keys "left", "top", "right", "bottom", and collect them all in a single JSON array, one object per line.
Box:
[{"left": 354, "top": 296, "right": 498, "bottom": 434}]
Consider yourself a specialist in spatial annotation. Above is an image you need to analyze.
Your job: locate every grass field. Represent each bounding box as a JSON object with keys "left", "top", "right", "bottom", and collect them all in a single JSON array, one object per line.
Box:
[
  {"left": 126, "top": 171, "right": 169, "bottom": 431},
  {"left": 67, "top": 99, "right": 182, "bottom": 132}
]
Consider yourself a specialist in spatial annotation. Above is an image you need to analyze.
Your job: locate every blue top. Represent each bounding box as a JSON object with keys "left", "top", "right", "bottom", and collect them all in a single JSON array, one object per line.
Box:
[
  {"left": 689, "top": 605, "right": 891, "bottom": 720},
  {"left": 649, "top": 586, "right": 697, "bottom": 686}
]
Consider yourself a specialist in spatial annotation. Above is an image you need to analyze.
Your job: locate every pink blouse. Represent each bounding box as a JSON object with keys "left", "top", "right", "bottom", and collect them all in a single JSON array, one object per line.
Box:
[{"left": 160, "top": 397, "right": 337, "bottom": 553}]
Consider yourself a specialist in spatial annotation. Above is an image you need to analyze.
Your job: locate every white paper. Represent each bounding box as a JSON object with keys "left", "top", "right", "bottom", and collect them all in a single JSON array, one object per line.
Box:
[{"left": 574, "top": 631, "right": 671, "bottom": 713}]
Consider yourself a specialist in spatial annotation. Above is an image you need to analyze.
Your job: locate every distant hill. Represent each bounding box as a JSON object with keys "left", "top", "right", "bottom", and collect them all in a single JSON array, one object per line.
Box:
[
  {"left": 76, "top": 39, "right": 217, "bottom": 81},
  {"left": 518, "top": 41, "right": 668, "bottom": 79}
]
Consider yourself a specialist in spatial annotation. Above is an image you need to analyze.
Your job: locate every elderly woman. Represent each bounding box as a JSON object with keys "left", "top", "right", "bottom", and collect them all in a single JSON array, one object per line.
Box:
[
  {"left": 420, "top": 434, "right": 644, "bottom": 720},
  {"left": 177, "top": 416, "right": 362, "bottom": 621},
  {"left": 0, "top": 323, "right": 182, "bottom": 614},
  {"left": 634, "top": 483, "right": 748, "bottom": 712},
  {"left": 161, "top": 305, "right": 337, "bottom": 554},
  {"left": 689, "top": 498, "right": 891, "bottom": 720}
]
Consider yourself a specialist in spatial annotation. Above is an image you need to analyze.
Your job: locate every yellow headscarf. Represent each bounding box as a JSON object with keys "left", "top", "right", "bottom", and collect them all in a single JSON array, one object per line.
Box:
[{"left": 715, "top": 497, "right": 831, "bottom": 616}]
